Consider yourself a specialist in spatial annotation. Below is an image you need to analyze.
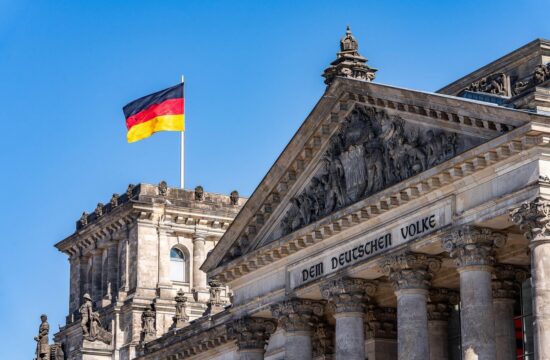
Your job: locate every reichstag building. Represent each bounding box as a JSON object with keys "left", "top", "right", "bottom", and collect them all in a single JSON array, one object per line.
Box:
[{"left": 33, "top": 28, "right": 550, "bottom": 360}]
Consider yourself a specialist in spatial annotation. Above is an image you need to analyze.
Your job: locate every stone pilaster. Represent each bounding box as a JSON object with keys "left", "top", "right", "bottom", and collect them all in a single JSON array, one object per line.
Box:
[
  {"left": 102, "top": 241, "right": 119, "bottom": 306},
  {"left": 444, "top": 226, "right": 506, "bottom": 360},
  {"left": 427, "top": 288, "right": 458, "bottom": 360},
  {"left": 382, "top": 252, "right": 440, "bottom": 360},
  {"left": 192, "top": 233, "right": 209, "bottom": 303},
  {"left": 91, "top": 248, "right": 104, "bottom": 304},
  {"left": 157, "top": 229, "right": 172, "bottom": 299},
  {"left": 492, "top": 265, "right": 527, "bottom": 360},
  {"left": 228, "top": 317, "right": 277, "bottom": 360},
  {"left": 364, "top": 306, "right": 397, "bottom": 360},
  {"left": 271, "top": 299, "right": 324, "bottom": 360},
  {"left": 68, "top": 255, "right": 83, "bottom": 318},
  {"left": 511, "top": 198, "right": 550, "bottom": 360},
  {"left": 320, "top": 277, "right": 375, "bottom": 360}
]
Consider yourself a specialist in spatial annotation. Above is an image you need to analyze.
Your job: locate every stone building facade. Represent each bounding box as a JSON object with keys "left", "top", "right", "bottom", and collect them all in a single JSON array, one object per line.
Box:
[
  {"left": 48, "top": 183, "right": 243, "bottom": 359},
  {"left": 36, "top": 29, "right": 550, "bottom": 360}
]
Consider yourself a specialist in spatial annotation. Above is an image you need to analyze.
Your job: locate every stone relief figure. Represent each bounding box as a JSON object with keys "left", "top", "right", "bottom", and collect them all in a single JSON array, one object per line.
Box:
[
  {"left": 79, "top": 293, "right": 112, "bottom": 344},
  {"left": 280, "top": 105, "right": 460, "bottom": 236},
  {"left": 34, "top": 314, "right": 50, "bottom": 360},
  {"left": 141, "top": 303, "right": 156, "bottom": 342},
  {"left": 467, "top": 73, "right": 508, "bottom": 96},
  {"left": 50, "top": 343, "right": 65, "bottom": 360}
]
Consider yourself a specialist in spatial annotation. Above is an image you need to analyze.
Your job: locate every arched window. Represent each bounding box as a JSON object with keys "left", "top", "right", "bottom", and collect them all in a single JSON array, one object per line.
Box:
[{"left": 170, "top": 247, "right": 187, "bottom": 282}]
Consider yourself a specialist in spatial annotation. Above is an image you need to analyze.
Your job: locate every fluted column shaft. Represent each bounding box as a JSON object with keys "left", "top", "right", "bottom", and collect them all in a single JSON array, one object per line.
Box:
[
  {"left": 321, "top": 277, "right": 376, "bottom": 360},
  {"left": 192, "top": 235, "right": 207, "bottom": 289},
  {"left": 383, "top": 252, "right": 440, "bottom": 360},
  {"left": 272, "top": 299, "right": 324, "bottom": 360},
  {"left": 511, "top": 198, "right": 550, "bottom": 360},
  {"left": 444, "top": 226, "right": 505, "bottom": 360}
]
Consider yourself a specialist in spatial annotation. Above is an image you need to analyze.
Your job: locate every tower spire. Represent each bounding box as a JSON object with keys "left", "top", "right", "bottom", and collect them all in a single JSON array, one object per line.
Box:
[{"left": 323, "top": 26, "right": 377, "bottom": 85}]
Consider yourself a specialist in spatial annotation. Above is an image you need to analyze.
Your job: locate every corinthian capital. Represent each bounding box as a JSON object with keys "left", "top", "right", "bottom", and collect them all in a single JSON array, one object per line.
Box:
[
  {"left": 443, "top": 226, "right": 506, "bottom": 269},
  {"left": 228, "top": 317, "right": 277, "bottom": 351},
  {"left": 320, "top": 277, "right": 376, "bottom": 313},
  {"left": 511, "top": 197, "right": 550, "bottom": 243},
  {"left": 381, "top": 251, "right": 441, "bottom": 291},
  {"left": 427, "top": 288, "right": 458, "bottom": 321},
  {"left": 271, "top": 299, "right": 324, "bottom": 332},
  {"left": 365, "top": 306, "right": 397, "bottom": 340},
  {"left": 492, "top": 265, "right": 529, "bottom": 299}
]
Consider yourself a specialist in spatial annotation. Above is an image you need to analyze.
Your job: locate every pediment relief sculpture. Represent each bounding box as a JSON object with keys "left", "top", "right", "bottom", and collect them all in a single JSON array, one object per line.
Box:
[
  {"left": 277, "top": 105, "right": 476, "bottom": 237},
  {"left": 466, "top": 73, "right": 509, "bottom": 96}
]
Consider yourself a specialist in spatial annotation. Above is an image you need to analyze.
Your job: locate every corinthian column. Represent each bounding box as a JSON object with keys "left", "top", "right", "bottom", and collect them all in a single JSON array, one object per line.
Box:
[
  {"left": 444, "top": 226, "right": 506, "bottom": 360},
  {"left": 321, "top": 277, "right": 376, "bottom": 360},
  {"left": 492, "top": 265, "right": 527, "bottom": 360},
  {"left": 382, "top": 252, "right": 440, "bottom": 360},
  {"left": 229, "top": 317, "right": 277, "bottom": 360},
  {"left": 271, "top": 299, "right": 324, "bottom": 360},
  {"left": 427, "top": 288, "right": 458, "bottom": 360},
  {"left": 511, "top": 198, "right": 550, "bottom": 360}
]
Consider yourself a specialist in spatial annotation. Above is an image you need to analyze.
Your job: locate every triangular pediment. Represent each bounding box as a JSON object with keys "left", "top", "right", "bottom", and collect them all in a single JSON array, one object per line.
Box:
[
  {"left": 202, "top": 78, "right": 535, "bottom": 275},
  {"left": 260, "top": 104, "right": 483, "bottom": 245}
]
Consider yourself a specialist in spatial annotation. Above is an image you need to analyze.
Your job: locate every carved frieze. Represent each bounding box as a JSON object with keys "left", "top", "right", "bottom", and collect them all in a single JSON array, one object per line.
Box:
[{"left": 280, "top": 105, "right": 460, "bottom": 236}]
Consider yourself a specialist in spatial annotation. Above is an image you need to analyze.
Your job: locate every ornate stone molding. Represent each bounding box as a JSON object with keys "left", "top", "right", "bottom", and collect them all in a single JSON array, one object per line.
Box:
[
  {"left": 323, "top": 26, "right": 377, "bottom": 85},
  {"left": 312, "top": 322, "right": 335, "bottom": 358},
  {"left": 365, "top": 306, "right": 397, "bottom": 340},
  {"left": 172, "top": 289, "right": 189, "bottom": 329},
  {"left": 427, "top": 288, "right": 458, "bottom": 321},
  {"left": 443, "top": 226, "right": 506, "bottom": 269},
  {"left": 492, "top": 265, "right": 529, "bottom": 299},
  {"left": 271, "top": 299, "right": 324, "bottom": 332},
  {"left": 141, "top": 303, "right": 156, "bottom": 343},
  {"left": 280, "top": 105, "right": 460, "bottom": 237},
  {"left": 320, "top": 277, "right": 376, "bottom": 313},
  {"left": 228, "top": 317, "right": 277, "bottom": 351},
  {"left": 511, "top": 197, "right": 550, "bottom": 244},
  {"left": 381, "top": 252, "right": 441, "bottom": 291}
]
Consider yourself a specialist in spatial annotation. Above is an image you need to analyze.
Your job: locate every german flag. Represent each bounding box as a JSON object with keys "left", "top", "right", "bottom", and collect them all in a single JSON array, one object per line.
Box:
[{"left": 123, "top": 83, "right": 184, "bottom": 143}]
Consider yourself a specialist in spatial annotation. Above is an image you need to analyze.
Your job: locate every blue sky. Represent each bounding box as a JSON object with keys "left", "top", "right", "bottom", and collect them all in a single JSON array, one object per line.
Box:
[{"left": 0, "top": 0, "right": 548, "bottom": 357}]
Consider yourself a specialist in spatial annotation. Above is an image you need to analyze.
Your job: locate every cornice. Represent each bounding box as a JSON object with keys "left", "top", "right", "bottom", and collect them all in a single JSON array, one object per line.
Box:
[{"left": 208, "top": 123, "right": 547, "bottom": 284}]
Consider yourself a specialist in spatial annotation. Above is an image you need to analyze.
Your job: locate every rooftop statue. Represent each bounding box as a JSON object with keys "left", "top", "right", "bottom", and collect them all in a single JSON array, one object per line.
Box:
[
  {"left": 34, "top": 314, "right": 49, "bottom": 360},
  {"left": 79, "top": 293, "right": 112, "bottom": 344}
]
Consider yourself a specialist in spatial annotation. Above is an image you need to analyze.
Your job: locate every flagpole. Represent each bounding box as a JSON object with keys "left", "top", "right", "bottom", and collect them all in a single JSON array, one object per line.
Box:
[{"left": 180, "top": 75, "right": 185, "bottom": 189}]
